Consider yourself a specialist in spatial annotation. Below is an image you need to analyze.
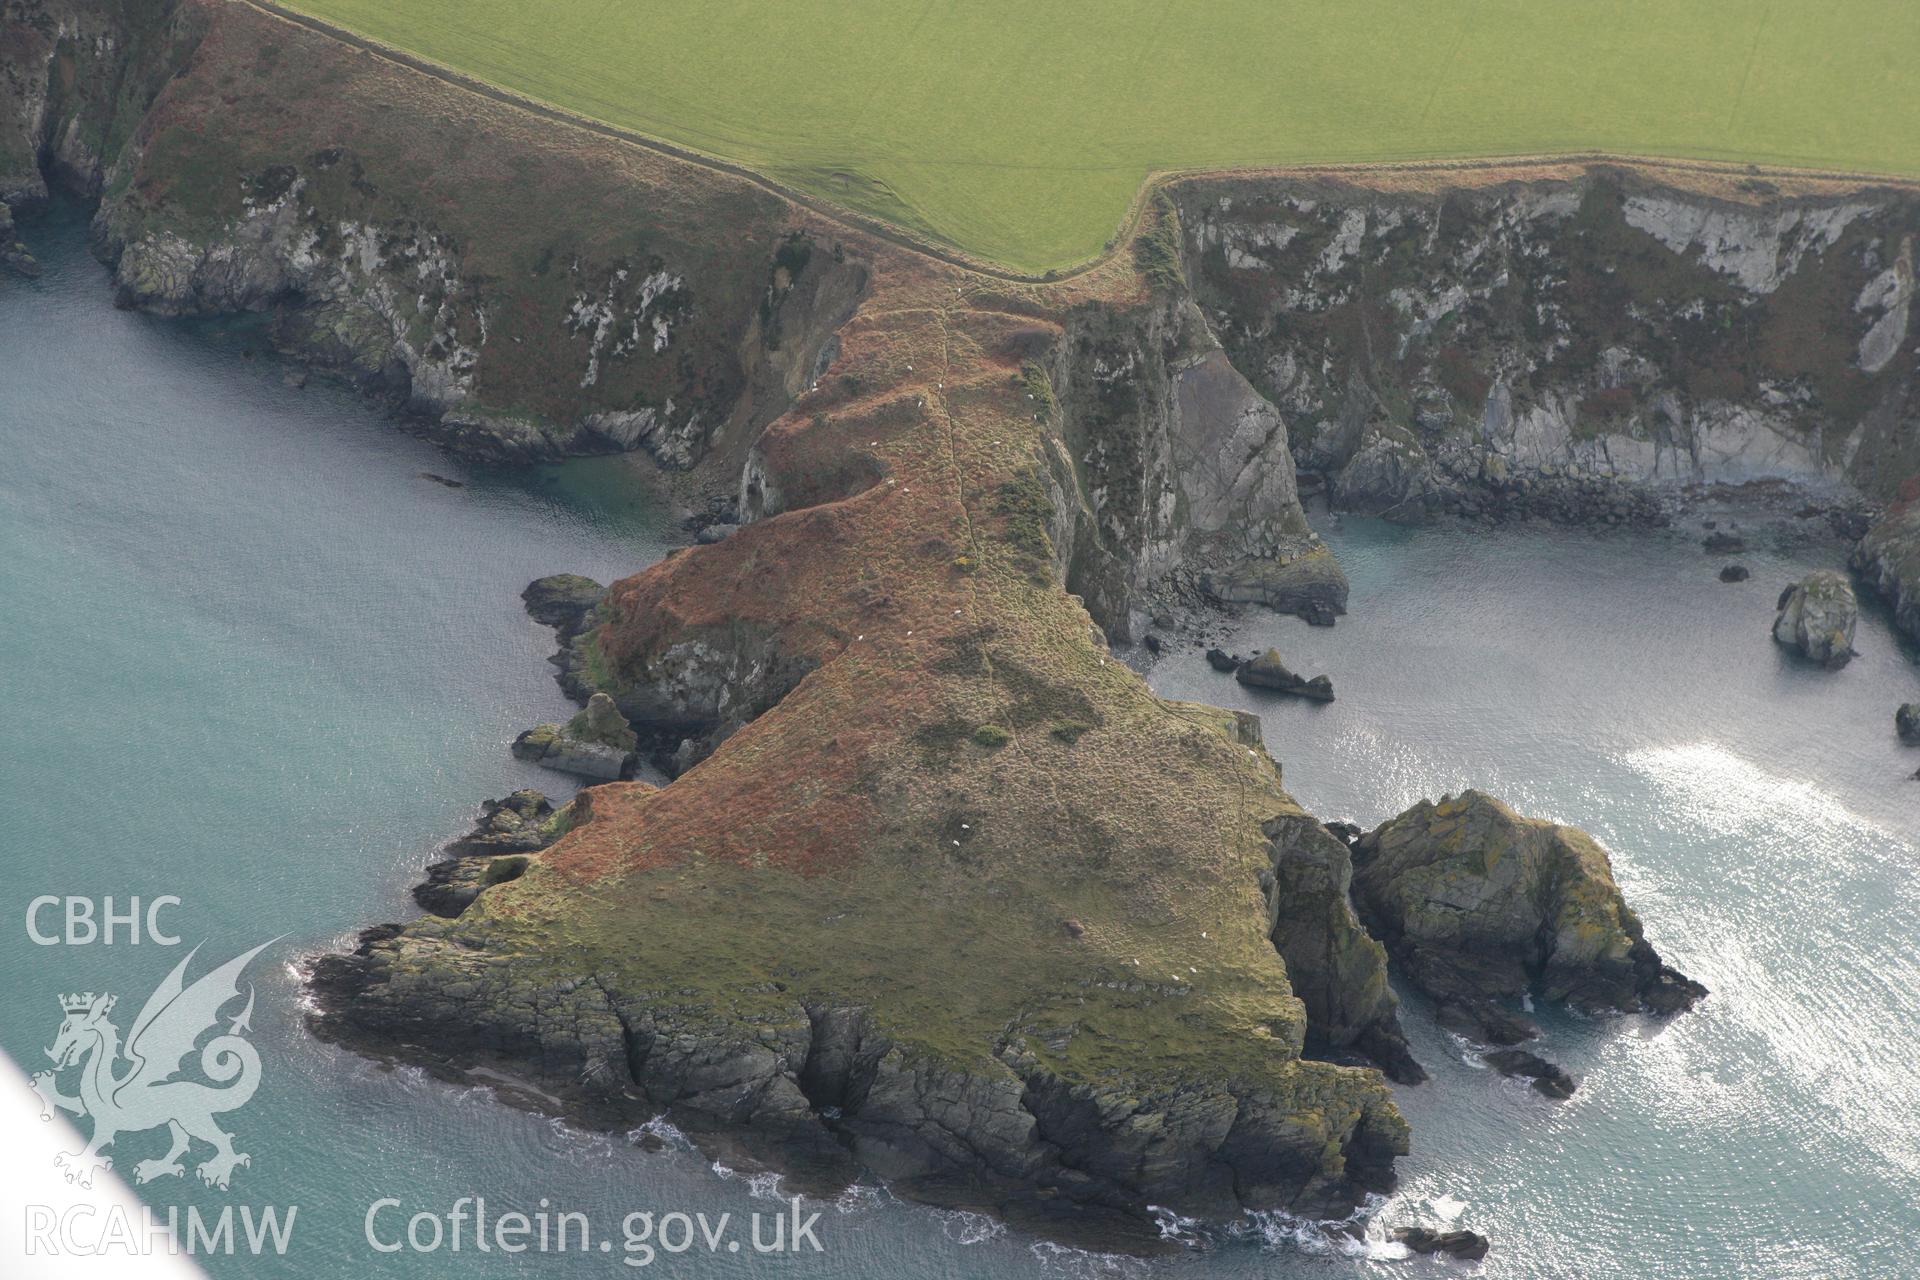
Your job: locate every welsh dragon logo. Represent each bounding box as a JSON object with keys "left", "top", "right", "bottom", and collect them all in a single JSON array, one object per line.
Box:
[{"left": 29, "top": 941, "right": 275, "bottom": 1192}]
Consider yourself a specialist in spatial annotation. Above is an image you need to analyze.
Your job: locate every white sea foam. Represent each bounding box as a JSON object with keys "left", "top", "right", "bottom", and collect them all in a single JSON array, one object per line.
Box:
[
  {"left": 1029, "top": 1240, "right": 1148, "bottom": 1277},
  {"left": 936, "top": 1208, "right": 1005, "bottom": 1245},
  {"left": 627, "top": 1114, "right": 694, "bottom": 1151}
]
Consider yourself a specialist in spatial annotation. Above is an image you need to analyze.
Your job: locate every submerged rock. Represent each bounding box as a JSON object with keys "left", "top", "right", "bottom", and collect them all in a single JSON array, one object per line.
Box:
[
  {"left": 1898, "top": 704, "right": 1920, "bottom": 745},
  {"left": 1771, "top": 571, "right": 1858, "bottom": 668},
  {"left": 1703, "top": 531, "right": 1746, "bottom": 555},
  {"left": 1234, "top": 649, "right": 1335, "bottom": 701},
  {"left": 511, "top": 692, "right": 638, "bottom": 780},
  {"left": 1719, "top": 564, "right": 1750, "bottom": 583},
  {"left": 1350, "top": 792, "right": 1706, "bottom": 1056},
  {"left": 1481, "top": 1048, "right": 1578, "bottom": 1100}
]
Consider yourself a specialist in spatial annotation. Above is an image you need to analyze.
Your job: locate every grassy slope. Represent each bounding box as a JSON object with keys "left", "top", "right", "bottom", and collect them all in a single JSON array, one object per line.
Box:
[{"left": 281, "top": 0, "right": 1920, "bottom": 270}]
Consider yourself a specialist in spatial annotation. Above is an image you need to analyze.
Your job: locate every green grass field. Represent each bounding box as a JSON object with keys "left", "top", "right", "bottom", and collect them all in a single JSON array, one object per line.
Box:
[{"left": 282, "top": 0, "right": 1920, "bottom": 272}]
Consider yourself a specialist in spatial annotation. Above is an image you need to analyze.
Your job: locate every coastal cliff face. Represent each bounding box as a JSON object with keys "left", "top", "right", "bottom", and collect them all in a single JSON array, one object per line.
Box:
[
  {"left": 1034, "top": 281, "right": 1345, "bottom": 637},
  {"left": 11, "top": 0, "right": 865, "bottom": 463},
  {"left": 0, "top": 0, "right": 204, "bottom": 208},
  {"left": 1176, "top": 172, "right": 1920, "bottom": 519}
]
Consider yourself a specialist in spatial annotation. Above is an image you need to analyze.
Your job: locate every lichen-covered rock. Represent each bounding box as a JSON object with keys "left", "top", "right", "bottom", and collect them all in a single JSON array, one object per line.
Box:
[
  {"left": 511, "top": 693, "right": 637, "bottom": 780},
  {"left": 1235, "top": 648, "right": 1335, "bottom": 701},
  {"left": 1772, "top": 570, "right": 1858, "bottom": 668},
  {"left": 1351, "top": 792, "right": 1706, "bottom": 1027},
  {"left": 444, "top": 790, "right": 562, "bottom": 857},
  {"left": 1202, "top": 540, "right": 1348, "bottom": 625},
  {"left": 520, "top": 574, "right": 606, "bottom": 632},
  {"left": 1852, "top": 501, "right": 1920, "bottom": 646},
  {"left": 414, "top": 852, "right": 534, "bottom": 919}
]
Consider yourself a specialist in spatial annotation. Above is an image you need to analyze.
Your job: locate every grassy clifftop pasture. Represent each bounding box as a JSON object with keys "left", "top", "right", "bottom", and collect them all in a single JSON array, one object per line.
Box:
[{"left": 281, "top": 0, "right": 1920, "bottom": 271}]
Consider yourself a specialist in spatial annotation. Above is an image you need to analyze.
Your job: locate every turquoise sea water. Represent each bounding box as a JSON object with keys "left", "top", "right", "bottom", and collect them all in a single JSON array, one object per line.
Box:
[{"left": 3, "top": 207, "right": 1918, "bottom": 1278}]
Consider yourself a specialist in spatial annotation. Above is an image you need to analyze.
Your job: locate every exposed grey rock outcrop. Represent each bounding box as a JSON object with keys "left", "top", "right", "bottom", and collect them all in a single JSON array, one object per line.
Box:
[
  {"left": 1178, "top": 175, "right": 1920, "bottom": 518},
  {"left": 511, "top": 692, "right": 638, "bottom": 780},
  {"left": 415, "top": 791, "right": 564, "bottom": 917},
  {"left": 1772, "top": 570, "right": 1859, "bottom": 668},
  {"left": 1261, "top": 812, "right": 1424, "bottom": 1083},
  {"left": 1349, "top": 792, "right": 1705, "bottom": 1094},
  {"left": 1041, "top": 289, "right": 1346, "bottom": 638},
  {"left": 444, "top": 790, "right": 561, "bottom": 858},
  {"left": 1897, "top": 704, "right": 1920, "bottom": 745},
  {"left": 1851, "top": 503, "right": 1920, "bottom": 645}
]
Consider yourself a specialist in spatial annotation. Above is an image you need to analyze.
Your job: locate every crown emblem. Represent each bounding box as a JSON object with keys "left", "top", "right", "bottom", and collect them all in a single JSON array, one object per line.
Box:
[{"left": 59, "top": 992, "right": 105, "bottom": 1014}]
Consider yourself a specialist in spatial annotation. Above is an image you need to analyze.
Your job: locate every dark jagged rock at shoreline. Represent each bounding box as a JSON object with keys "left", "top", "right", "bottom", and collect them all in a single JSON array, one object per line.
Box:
[
  {"left": 444, "top": 789, "right": 561, "bottom": 857},
  {"left": 1235, "top": 648, "right": 1335, "bottom": 701},
  {"left": 1852, "top": 501, "right": 1920, "bottom": 647},
  {"left": 1393, "top": 1225, "right": 1493, "bottom": 1261},
  {"left": 1772, "top": 570, "right": 1858, "bottom": 668},
  {"left": 1349, "top": 792, "right": 1705, "bottom": 1092},
  {"left": 1898, "top": 704, "right": 1920, "bottom": 745},
  {"left": 1482, "top": 1049, "right": 1579, "bottom": 1100},
  {"left": 522, "top": 573, "right": 608, "bottom": 632},
  {"left": 0, "top": 202, "right": 39, "bottom": 279},
  {"left": 1261, "top": 813, "right": 1426, "bottom": 1085},
  {"left": 415, "top": 792, "right": 569, "bottom": 917},
  {"left": 522, "top": 574, "right": 608, "bottom": 702}
]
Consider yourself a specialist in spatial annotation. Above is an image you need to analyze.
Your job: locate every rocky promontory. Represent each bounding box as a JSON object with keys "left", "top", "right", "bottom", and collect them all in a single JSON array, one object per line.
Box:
[
  {"left": 1772, "top": 570, "right": 1859, "bottom": 668},
  {"left": 270, "top": 53, "right": 1413, "bottom": 1227}
]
